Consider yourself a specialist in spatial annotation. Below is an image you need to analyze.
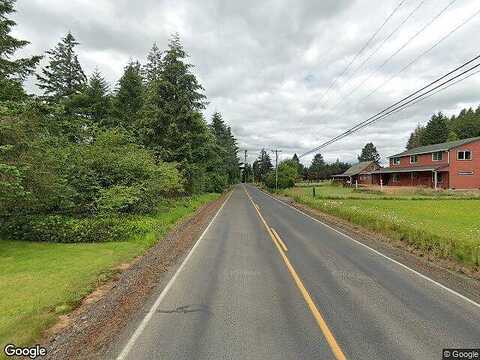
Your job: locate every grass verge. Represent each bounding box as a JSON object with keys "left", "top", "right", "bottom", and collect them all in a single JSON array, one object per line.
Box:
[
  {"left": 0, "top": 193, "right": 219, "bottom": 356},
  {"left": 281, "top": 187, "right": 480, "bottom": 267}
]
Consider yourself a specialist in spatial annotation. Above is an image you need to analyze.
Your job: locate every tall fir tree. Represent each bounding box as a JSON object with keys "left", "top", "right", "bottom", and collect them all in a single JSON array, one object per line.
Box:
[
  {"left": 309, "top": 153, "right": 325, "bottom": 180},
  {"left": 0, "top": 0, "right": 41, "bottom": 100},
  {"left": 140, "top": 34, "right": 209, "bottom": 191},
  {"left": 68, "top": 69, "right": 110, "bottom": 123},
  {"left": 253, "top": 149, "right": 273, "bottom": 183},
  {"left": 37, "top": 32, "right": 87, "bottom": 99},
  {"left": 113, "top": 60, "right": 144, "bottom": 128},
  {"left": 357, "top": 142, "right": 380, "bottom": 165},
  {"left": 421, "top": 112, "right": 449, "bottom": 145},
  {"left": 406, "top": 125, "right": 425, "bottom": 149},
  {"left": 142, "top": 42, "right": 163, "bottom": 84}
]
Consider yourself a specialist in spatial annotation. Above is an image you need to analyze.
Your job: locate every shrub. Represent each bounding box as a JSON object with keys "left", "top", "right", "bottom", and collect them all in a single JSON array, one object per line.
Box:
[{"left": 0, "top": 214, "right": 143, "bottom": 243}]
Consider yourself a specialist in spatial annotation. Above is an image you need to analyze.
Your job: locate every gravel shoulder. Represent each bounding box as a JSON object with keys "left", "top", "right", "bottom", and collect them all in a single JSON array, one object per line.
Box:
[{"left": 42, "top": 192, "right": 229, "bottom": 360}]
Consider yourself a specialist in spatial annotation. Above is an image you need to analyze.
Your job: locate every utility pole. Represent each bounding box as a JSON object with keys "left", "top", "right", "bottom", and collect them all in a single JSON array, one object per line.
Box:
[
  {"left": 244, "top": 150, "right": 247, "bottom": 183},
  {"left": 270, "top": 149, "right": 282, "bottom": 191}
]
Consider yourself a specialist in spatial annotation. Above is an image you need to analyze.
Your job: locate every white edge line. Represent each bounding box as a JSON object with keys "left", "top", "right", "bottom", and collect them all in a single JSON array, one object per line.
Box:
[
  {"left": 251, "top": 185, "right": 480, "bottom": 310},
  {"left": 116, "top": 191, "right": 233, "bottom": 360}
]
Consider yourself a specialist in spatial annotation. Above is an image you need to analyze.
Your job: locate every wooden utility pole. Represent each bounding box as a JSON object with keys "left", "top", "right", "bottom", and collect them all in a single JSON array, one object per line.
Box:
[
  {"left": 270, "top": 149, "right": 282, "bottom": 191},
  {"left": 244, "top": 150, "right": 247, "bottom": 183}
]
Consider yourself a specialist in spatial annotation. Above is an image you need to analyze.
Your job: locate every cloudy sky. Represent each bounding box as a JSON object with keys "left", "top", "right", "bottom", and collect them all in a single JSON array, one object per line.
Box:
[{"left": 12, "top": 0, "right": 480, "bottom": 165}]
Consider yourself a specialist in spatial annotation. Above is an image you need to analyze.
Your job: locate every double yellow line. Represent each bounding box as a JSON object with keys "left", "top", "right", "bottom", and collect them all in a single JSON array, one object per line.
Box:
[{"left": 244, "top": 186, "right": 347, "bottom": 360}]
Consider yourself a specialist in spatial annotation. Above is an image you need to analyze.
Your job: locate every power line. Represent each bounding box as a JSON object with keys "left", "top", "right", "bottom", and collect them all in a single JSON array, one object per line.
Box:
[
  {"left": 316, "top": 0, "right": 407, "bottom": 105},
  {"left": 333, "top": 0, "right": 428, "bottom": 100},
  {"left": 299, "top": 54, "right": 480, "bottom": 157},
  {"left": 302, "top": 60, "right": 480, "bottom": 156},
  {"left": 355, "top": 6, "right": 480, "bottom": 105},
  {"left": 340, "top": 0, "right": 458, "bottom": 104}
]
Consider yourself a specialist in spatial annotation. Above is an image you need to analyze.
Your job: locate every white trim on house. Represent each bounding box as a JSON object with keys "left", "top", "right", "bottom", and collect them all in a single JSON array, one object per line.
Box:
[
  {"left": 392, "top": 157, "right": 401, "bottom": 165},
  {"left": 457, "top": 149, "right": 472, "bottom": 161},
  {"left": 410, "top": 155, "right": 418, "bottom": 164},
  {"left": 432, "top": 151, "right": 443, "bottom": 161}
]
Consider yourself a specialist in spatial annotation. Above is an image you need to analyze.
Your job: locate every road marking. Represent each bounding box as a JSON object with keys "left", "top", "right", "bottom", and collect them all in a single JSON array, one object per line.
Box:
[
  {"left": 243, "top": 186, "right": 347, "bottom": 360},
  {"left": 116, "top": 191, "right": 233, "bottom": 360},
  {"left": 271, "top": 228, "right": 288, "bottom": 252},
  {"left": 252, "top": 185, "right": 480, "bottom": 310}
]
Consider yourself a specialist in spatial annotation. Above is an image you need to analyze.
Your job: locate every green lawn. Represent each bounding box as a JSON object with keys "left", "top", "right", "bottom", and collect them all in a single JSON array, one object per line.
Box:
[
  {"left": 282, "top": 187, "right": 480, "bottom": 265},
  {"left": 0, "top": 193, "right": 219, "bottom": 355}
]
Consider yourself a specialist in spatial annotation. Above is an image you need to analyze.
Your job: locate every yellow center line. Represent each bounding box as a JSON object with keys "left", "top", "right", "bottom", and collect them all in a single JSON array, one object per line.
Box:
[
  {"left": 243, "top": 186, "right": 347, "bottom": 360},
  {"left": 270, "top": 228, "right": 288, "bottom": 252}
]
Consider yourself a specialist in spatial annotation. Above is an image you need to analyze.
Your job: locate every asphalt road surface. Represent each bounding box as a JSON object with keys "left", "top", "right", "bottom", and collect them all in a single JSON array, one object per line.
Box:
[{"left": 115, "top": 184, "right": 480, "bottom": 360}]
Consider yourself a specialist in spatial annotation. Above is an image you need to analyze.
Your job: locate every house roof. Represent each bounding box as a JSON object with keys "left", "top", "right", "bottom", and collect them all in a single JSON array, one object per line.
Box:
[
  {"left": 335, "top": 161, "right": 375, "bottom": 177},
  {"left": 370, "top": 165, "right": 447, "bottom": 174},
  {"left": 388, "top": 136, "right": 480, "bottom": 158}
]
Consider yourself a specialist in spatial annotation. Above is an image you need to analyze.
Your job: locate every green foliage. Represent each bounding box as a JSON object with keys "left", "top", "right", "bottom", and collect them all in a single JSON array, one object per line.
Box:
[
  {"left": 264, "top": 159, "right": 298, "bottom": 189},
  {"left": 422, "top": 112, "right": 449, "bottom": 145},
  {"left": 0, "top": 0, "right": 41, "bottom": 85},
  {"left": 67, "top": 69, "right": 111, "bottom": 123},
  {"left": 0, "top": 28, "right": 238, "bottom": 243},
  {"left": 357, "top": 142, "right": 380, "bottom": 165},
  {"left": 253, "top": 149, "right": 273, "bottom": 183},
  {"left": 37, "top": 32, "right": 87, "bottom": 99},
  {"left": 142, "top": 42, "right": 163, "bottom": 84},
  {"left": 306, "top": 154, "right": 350, "bottom": 181},
  {"left": 112, "top": 60, "right": 144, "bottom": 128},
  {"left": 406, "top": 125, "right": 426, "bottom": 149},
  {"left": 406, "top": 107, "right": 480, "bottom": 149}
]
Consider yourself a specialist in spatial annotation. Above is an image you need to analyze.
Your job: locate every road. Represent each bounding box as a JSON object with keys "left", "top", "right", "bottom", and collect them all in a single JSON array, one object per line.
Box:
[{"left": 115, "top": 184, "right": 480, "bottom": 360}]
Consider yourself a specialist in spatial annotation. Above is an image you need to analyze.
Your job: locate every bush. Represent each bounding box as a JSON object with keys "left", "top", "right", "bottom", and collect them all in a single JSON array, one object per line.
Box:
[
  {"left": 0, "top": 214, "right": 143, "bottom": 243},
  {"left": 264, "top": 160, "right": 297, "bottom": 190}
]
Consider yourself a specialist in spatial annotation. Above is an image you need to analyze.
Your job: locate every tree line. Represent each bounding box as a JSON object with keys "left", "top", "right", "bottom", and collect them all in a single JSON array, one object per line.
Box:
[
  {"left": 406, "top": 107, "right": 480, "bottom": 149},
  {"left": 0, "top": 0, "right": 239, "bottom": 242}
]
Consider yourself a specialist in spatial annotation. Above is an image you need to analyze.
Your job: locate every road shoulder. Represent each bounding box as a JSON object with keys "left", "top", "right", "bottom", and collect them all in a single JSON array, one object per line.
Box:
[{"left": 42, "top": 192, "right": 230, "bottom": 360}]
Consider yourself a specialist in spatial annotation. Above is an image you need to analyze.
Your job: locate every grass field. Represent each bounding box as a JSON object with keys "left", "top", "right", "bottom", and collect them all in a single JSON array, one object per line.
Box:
[
  {"left": 0, "top": 193, "right": 219, "bottom": 356},
  {"left": 282, "top": 186, "right": 480, "bottom": 266},
  {"left": 292, "top": 182, "right": 480, "bottom": 200}
]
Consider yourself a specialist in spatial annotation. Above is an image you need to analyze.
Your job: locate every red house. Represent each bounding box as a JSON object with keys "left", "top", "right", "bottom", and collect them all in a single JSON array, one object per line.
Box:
[{"left": 370, "top": 136, "right": 480, "bottom": 189}]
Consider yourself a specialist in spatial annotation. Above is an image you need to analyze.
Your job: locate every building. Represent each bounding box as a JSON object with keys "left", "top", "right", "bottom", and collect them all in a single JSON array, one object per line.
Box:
[
  {"left": 332, "top": 161, "right": 380, "bottom": 186},
  {"left": 370, "top": 136, "right": 480, "bottom": 189}
]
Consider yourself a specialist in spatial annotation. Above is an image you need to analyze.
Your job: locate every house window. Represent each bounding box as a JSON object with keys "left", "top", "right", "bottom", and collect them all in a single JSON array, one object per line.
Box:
[
  {"left": 458, "top": 171, "right": 474, "bottom": 176},
  {"left": 410, "top": 155, "right": 418, "bottom": 164},
  {"left": 457, "top": 150, "right": 472, "bottom": 160},
  {"left": 392, "top": 157, "right": 400, "bottom": 165},
  {"left": 432, "top": 152, "right": 443, "bottom": 161},
  {"left": 392, "top": 174, "right": 400, "bottom": 183}
]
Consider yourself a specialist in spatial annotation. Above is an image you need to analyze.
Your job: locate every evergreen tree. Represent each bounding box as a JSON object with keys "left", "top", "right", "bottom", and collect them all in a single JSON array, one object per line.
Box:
[
  {"left": 69, "top": 69, "right": 110, "bottom": 123},
  {"left": 139, "top": 34, "right": 209, "bottom": 191},
  {"left": 208, "top": 112, "right": 240, "bottom": 186},
  {"left": 113, "top": 60, "right": 144, "bottom": 128},
  {"left": 406, "top": 125, "right": 425, "bottom": 149},
  {"left": 291, "top": 153, "right": 304, "bottom": 176},
  {"left": 37, "top": 32, "right": 86, "bottom": 99},
  {"left": 253, "top": 149, "right": 273, "bottom": 183},
  {"left": 308, "top": 153, "right": 325, "bottom": 180},
  {"left": 0, "top": 0, "right": 41, "bottom": 100},
  {"left": 421, "top": 112, "right": 449, "bottom": 145},
  {"left": 142, "top": 42, "right": 163, "bottom": 84},
  {"left": 449, "top": 107, "right": 480, "bottom": 139},
  {"left": 357, "top": 142, "right": 380, "bottom": 165}
]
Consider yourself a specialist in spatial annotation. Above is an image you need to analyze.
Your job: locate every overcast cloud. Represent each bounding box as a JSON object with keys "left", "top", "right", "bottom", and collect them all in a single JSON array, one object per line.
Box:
[{"left": 12, "top": 0, "right": 480, "bottom": 165}]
